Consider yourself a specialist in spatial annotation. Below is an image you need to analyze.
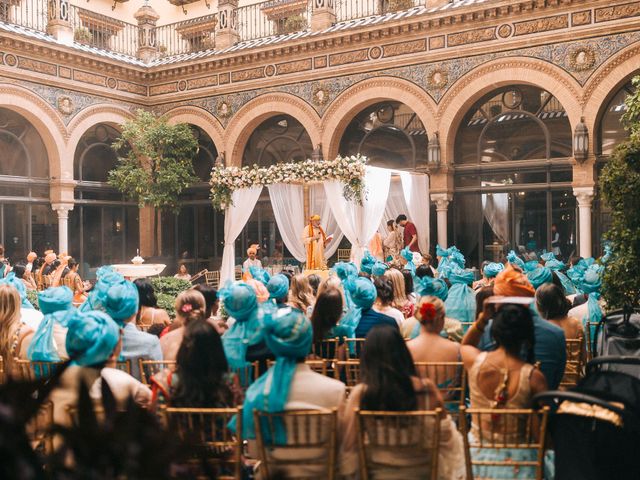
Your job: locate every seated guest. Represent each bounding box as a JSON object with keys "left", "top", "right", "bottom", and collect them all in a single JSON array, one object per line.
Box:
[
  {"left": 341, "top": 325, "right": 465, "bottom": 479},
  {"left": 232, "top": 308, "right": 346, "bottom": 478},
  {"left": 307, "top": 273, "right": 321, "bottom": 297},
  {"left": 25, "top": 286, "right": 74, "bottom": 362},
  {"left": 473, "top": 262, "right": 504, "bottom": 290},
  {"left": 444, "top": 267, "right": 476, "bottom": 325},
  {"left": 466, "top": 265, "right": 567, "bottom": 390},
  {"left": 160, "top": 290, "right": 206, "bottom": 361},
  {"left": 193, "top": 284, "right": 226, "bottom": 334},
  {"left": 266, "top": 274, "right": 290, "bottom": 309},
  {"left": 343, "top": 277, "right": 397, "bottom": 339},
  {"left": 13, "top": 263, "right": 36, "bottom": 291},
  {"left": 0, "top": 272, "right": 43, "bottom": 329},
  {"left": 415, "top": 264, "right": 434, "bottom": 279},
  {"left": 49, "top": 309, "right": 151, "bottom": 426},
  {"left": 174, "top": 264, "right": 191, "bottom": 281},
  {"left": 384, "top": 268, "right": 415, "bottom": 319},
  {"left": 134, "top": 279, "right": 171, "bottom": 328},
  {"left": 107, "top": 280, "right": 162, "bottom": 379},
  {"left": 0, "top": 284, "right": 33, "bottom": 376},
  {"left": 151, "top": 320, "right": 242, "bottom": 410},
  {"left": 310, "top": 287, "right": 348, "bottom": 359},
  {"left": 372, "top": 276, "right": 405, "bottom": 327},
  {"left": 461, "top": 303, "right": 549, "bottom": 479},
  {"left": 402, "top": 269, "right": 417, "bottom": 304},
  {"left": 288, "top": 274, "right": 314, "bottom": 315}
]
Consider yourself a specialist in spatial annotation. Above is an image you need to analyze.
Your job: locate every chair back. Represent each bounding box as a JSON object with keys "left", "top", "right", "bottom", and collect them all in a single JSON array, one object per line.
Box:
[
  {"left": 115, "top": 359, "right": 132, "bottom": 376},
  {"left": 414, "top": 362, "right": 466, "bottom": 411},
  {"left": 138, "top": 360, "right": 176, "bottom": 386},
  {"left": 459, "top": 406, "right": 549, "bottom": 480},
  {"left": 230, "top": 361, "right": 260, "bottom": 391},
  {"left": 205, "top": 270, "right": 221, "bottom": 288},
  {"left": 337, "top": 249, "right": 351, "bottom": 263},
  {"left": 335, "top": 360, "right": 361, "bottom": 391},
  {"left": 356, "top": 409, "right": 443, "bottom": 480},
  {"left": 310, "top": 337, "right": 340, "bottom": 361},
  {"left": 343, "top": 338, "right": 366, "bottom": 358},
  {"left": 15, "top": 360, "right": 65, "bottom": 381},
  {"left": 305, "top": 359, "right": 328, "bottom": 376},
  {"left": 561, "top": 337, "right": 585, "bottom": 388},
  {"left": 164, "top": 406, "right": 243, "bottom": 480},
  {"left": 253, "top": 409, "right": 338, "bottom": 480}
]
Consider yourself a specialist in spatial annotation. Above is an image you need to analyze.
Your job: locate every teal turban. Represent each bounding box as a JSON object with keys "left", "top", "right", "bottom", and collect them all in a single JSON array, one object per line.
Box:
[
  {"left": 340, "top": 278, "right": 377, "bottom": 338},
  {"left": 541, "top": 251, "right": 555, "bottom": 262},
  {"left": 65, "top": 310, "right": 120, "bottom": 367},
  {"left": 579, "top": 265, "right": 602, "bottom": 294},
  {"left": 524, "top": 261, "right": 540, "bottom": 273},
  {"left": 449, "top": 246, "right": 466, "bottom": 269},
  {"left": 415, "top": 276, "right": 448, "bottom": 301},
  {"left": 436, "top": 245, "right": 448, "bottom": 258},
  {"left": 105, "top": 280, "right": 140, "bottom": 325},
  {"left": 333, "top": 262, "right": 358, "bottom": 281},
  {"left": 577, "top": 265, "right": 604, "bottom": 341},
  {"left": 507, "top": 250, "right": 525, "bottom": 270},
  {"left": 0, "top": 272, "right": 33, "bottom": 309},
  {"left": 219, "top": 282, "right": 264, "bottom": 369},
  {"left": 527, "top": 267, "right": 553, "bottom": 289},
  {"left": 27, "top": 286, "right": 74, "bottom": 362},
  {"left": 249, "top": 266, "right": 270, "bottom": 285},
  {"left": 79, "top": 269, "right": 125, "bottom": 313},
  {"left": 372, "top": 261, "right": 389, "bottom": 276},
  {"left": 444, "top": 268, "right": 476, "bottom": 324},
  {"left": 545, "top": 258, "right": 565, "bottom": 271},
  {"left": 400, "top": 247, "right": 416, "bottom": 274},
  {"left": 360, "top": 251, "right": 375, "bottom": 275},
  {"left": 267, "top": 274, "right": 289, "bottom": 300},
  {"left": 96, "top": 265, "right": 116, "bottom": 279},
  {"left": 449, "top": 268, "right": 474, "bottom": 286},
  {"left": 232, "top": 307, "right": 313, "bottom": 442},
  {"left": 483, "top": 262, "right": 504, "bottom": 279}
]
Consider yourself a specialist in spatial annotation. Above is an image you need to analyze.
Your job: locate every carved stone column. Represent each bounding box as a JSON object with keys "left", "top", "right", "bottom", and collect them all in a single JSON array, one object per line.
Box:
[
  {"left": 311, "top": 0, "right": 335, "bottom": 31},
  {"left": 134, "top": 3, "right": 160, "bottom": 62},
  {"left": 216, "top": 0, "right": 239, "bottom": 50},
  {"left": 430, "top": 193, "right": 452, "bottom": 249},
  {"left": 52, "top": 203, "right": 73, "bottom": 254},
  {"left": 573, "top": 186, "right": 594, "bottom": 259},
  {"left": 47, "top": 0, "right": 73, "bottom": 45}
]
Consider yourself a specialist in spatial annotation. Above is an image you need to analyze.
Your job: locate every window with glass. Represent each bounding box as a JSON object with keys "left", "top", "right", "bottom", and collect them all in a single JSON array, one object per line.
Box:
[
  {"left": 339, "top": 101, "right": 428, "bottom": 170},
  {"left": 453, "top": 86, "right": 575, "bottom": 267},
  {"left": 70, "top": 123, "right": 139, "bottom": 278},
  {"left": 0, "top": 108, "right": 57, "bottom": 263}
]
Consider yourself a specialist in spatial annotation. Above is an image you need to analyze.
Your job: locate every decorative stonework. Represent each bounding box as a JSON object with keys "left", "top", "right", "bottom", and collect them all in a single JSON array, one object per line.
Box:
[
  {"left": 4, "top": 54, "right": 17, "bottom": 66},
  {"left": 57, "top": 95, "right": 73, "bottom": 115},
  {"left": 231, "top": 66, "right": 264, "bottom": 82},
  {"left": 117, "top": 80, "right": 147, "bottom": 95},
  {"left": 276, "top": 58, "right": 312, "bottom": 75},
  {"left": 329, "top": 49, "right": 368, "bottom": 67},
  {"left": 426, "top": 69, "right": 448, "bottom": 90},
  {"left": 497, "top": 24, "right": 513, "bottom": 39},
  {"left": 107, "top": 77, "right": 117, "bottom": 89},
  {"left": 447, "top": 27, "right": 496, "bottom": 47},
  {"left": 17, "top": 57, "right": 57, "bottom": 76},
  {"left": 265, "top": 64, "right": 276, "bottom": 76},
  {"left": 571, "top": 10, "right": 592, "bottom": 26},
  {"left": 314, "top": 56, "right": 327, "bottom": 68},
  {"left": 382, "top": 39, "right": 426, "bottom": 58},
  {"left": 187, "top": 76, "right": 218, "bottom": 89},
  {"left": 429, "top": 36, "right": 445, "bottom": 50},
  {"left": 568, "top": 48, "right": 596, "bottom": 72},
  {"left": 368, "top": 46, "right": 382, "bottom": 59},
  {"left": 595, "top": 2, "right": 640, "bottom": 22},
  {"left": 73, "top": 70, "right": 107, "bottom": 88},
  {"left": 312, "top": 85, "right": 329, "bottom": 106},
  {"left": 514, "top": 14, "right": 569, "bottom": 36},
  {"left": 217, "top": 100, "right": 231, "bottom": 118}
]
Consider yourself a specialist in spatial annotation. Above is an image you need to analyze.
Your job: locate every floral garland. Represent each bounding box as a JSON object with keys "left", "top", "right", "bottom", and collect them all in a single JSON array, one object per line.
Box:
[{"left": 210, "top": 155, "right": 367, "bottom": 210}]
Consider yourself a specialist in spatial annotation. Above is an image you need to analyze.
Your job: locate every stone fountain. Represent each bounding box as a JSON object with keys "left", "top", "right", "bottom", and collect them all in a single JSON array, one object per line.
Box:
[{"left": 112, "top": 251, "right": 166, "bottom": 279}]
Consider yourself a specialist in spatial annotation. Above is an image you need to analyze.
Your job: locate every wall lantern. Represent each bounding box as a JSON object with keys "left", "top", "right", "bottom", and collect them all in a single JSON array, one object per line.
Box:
[
  {"left": 573, "top": 116, "right": 589, "bottom": 163},
  {"left": 427, "top": 132, "right": 441, "bottom": 170}
]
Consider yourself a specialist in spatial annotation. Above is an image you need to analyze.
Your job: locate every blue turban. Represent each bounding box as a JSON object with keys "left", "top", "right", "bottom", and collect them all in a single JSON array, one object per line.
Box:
[
  {"left": 541, "top": 251, "right": 555, "bottom": 262},
  {"left": 96, "top": 265, "right": 116, "bottom": 279},
  {"left": 105, "top": 280, "right": 139, "bottom": 325},
  {"left": 360, "top": 251, "right": 375, "bottom": 275},
  {"left": 400, "top": 247, "right": 416, "bottom": 274},
  {"left": 436, "top": 244, "right": 448, "bottom": 258},
  {"left": 333, "top": 262, "right": 358, "bottom": 281},
  {"left": 79, "top": 269, "right": 125, "bottom": 313},
  {"left": 340, "top": 278, "right": 377, "bottom": 338},
  {"left": 524, "top": 261, "right": 540, "bottom": 273},
  {"left": 232, "top": 307, "right": 312, "bottom": 442},
  {"left": 267, "top": 274, "right": 289, "bottom": 300},
  {"left": 415, "top": 276, "right": 448, "bottom": 301},
  {"left": 484, "top": 262, "right": 504, "bottom": 279},
  {"left": 545, "top": 258, "right": 565, "bottom": 271},
  {"left": 527, "top": 267, "right": 553, "bottom": 289},
  {"left": 372, "top": 261, "right": 389, "bottom": 277},
  {"left": 65, "top": 310, "right": 120, "bottom": 367},
  {"left": 449, "top": 246, "right": 466, "bottom": 269},
  {"left": 219, "top": 282, "right": 264, "bottom": 369},
  {"left": 249, "top": 266, "right": 270, "bottom": 285},
  {"left": 444, "top": 267, "right": 476, "bottom": 324},
  {"left": 578, "top": 265, "right": 604, "bottom": 340},
  {"left": 579, "top": 265, "right": 602, "bottom": 295},
  {"left": 27, "top": 287, "right": 74, "bottom": 362},
  {"left": 0, "top": 272, "right": 33, "bottom": 309},
  {"left": 507, "top": 250, "right": 525, "bottom": 270}
]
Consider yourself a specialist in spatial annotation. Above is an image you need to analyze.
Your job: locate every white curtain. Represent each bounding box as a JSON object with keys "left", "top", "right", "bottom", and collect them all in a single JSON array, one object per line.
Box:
[
  {"left": 481, "top": 188, "right": 509, "bottom": 243},
  {"left": 220, "top": 187, "right": 263, "bottom": 284},
  {"left": 377, "top": 177, "right": 408, "bottom": 238},
  {"left": 268, "top": 184, "right": 307, "bottom": 262},
  {"left": 325, "top": 166, "right": 391, "bottom": 267},
  {"left": 309, "top": 184, "right": 344, "bottom": 259},
  {"left": 400, "top": 172, "right": 430, "bottom": 253}
]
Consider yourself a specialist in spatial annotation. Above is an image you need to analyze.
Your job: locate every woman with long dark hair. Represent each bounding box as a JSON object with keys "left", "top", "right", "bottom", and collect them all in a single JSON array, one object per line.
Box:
[
  {"left": 309, "top": 287, "right": 348, "bottom": 359},
  {"left": 151, "top": 319, "right": 241, "bottom": 409},
  {"left": 340, "top": 325, "right": 464, "bottom": 478},
  {"left": 134, "top": 279, "right": 171, "bottom": 329}
]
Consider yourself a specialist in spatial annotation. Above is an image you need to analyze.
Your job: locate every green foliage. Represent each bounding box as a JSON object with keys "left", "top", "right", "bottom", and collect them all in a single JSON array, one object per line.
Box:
[
  {"left": 26, "top": 289, "right": 39, "bottom": 311},
  {"left": 151, "top": 276, "right": 191, "bottom": 298},
  {"left": 156, "top": 293, "right": 177, "bottom": 319},
  {"left": 600, "top": 76, "right": 640, "bottom": 308},
  {"left": 108, "top": 109, "right": 199, "bottom": 213}
]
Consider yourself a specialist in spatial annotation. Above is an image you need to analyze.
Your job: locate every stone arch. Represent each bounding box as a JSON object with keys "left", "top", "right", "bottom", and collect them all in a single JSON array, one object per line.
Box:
[
  {"left": 225, "top": 93, "right": 321, "bottom": 167},
  {"left": 163, "top": 105, "right": 225, "bottom": 155},
  {"left": 321, "top": 76, "right": 438, "bottom": 160},
  {"left": 0, "top": 83, "right": 67, "bottom": 181},
  {"left": 437, "top": 57, "right": 583, "bottom": 165},
  {"left": 582, "top": 42, "right": 640, "bottom": 154}
]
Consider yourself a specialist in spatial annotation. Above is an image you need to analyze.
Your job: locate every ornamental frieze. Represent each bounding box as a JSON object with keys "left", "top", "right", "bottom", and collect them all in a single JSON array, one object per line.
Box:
[
  {"left": 595, "top": 2, "right": 640, "bottom": 22},
  {"left": 513, "top": 14, "right": 569, "bottom": 36}
]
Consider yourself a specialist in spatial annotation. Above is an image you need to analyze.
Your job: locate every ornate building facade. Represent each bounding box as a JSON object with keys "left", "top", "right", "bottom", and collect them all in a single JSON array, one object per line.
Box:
[{"left": 0, "top": 0, "right": 638, "bottom": 275}]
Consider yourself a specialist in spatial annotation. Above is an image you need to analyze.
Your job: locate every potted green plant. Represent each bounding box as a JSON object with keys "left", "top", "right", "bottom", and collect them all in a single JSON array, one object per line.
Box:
[{"left": 74, "top": 26, "right": 93, "bottom": 44}]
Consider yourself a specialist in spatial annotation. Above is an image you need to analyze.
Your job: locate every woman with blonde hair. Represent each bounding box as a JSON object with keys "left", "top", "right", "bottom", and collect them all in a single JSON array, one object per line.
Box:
[
  {"left": 160, "top": 289, "right": 206, "bottom": 361},
  {"left": 288, "top": 274, "right": 315, "bottom": 315},
  {"left": 385, "top": 268, "right": 415, "bottom": 319},
  {"left": 0, "top": 284, "right": 33, "bottom": 375}
]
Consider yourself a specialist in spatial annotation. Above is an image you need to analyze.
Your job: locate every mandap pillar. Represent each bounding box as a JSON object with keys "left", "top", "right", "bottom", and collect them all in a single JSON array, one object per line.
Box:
[{"left": 430, "top": 193, "right": 452, "bottom": 249}]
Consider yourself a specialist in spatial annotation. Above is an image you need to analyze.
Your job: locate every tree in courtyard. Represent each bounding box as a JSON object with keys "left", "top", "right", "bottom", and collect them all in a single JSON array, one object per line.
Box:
[
  {"left": 108, "top": 109, "right": 199, "bottom": 255},
  {"left": 599, "top": 76, "right": 640, "bottom": 309}
]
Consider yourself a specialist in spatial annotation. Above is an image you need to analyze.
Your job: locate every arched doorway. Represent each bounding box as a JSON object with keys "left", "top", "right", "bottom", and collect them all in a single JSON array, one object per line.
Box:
[
  {"left": 0, "top": 107, "right": 57, "bottom": 262},
  {"left": 452, "top": 85, "right": 575, "bottom": 267}
]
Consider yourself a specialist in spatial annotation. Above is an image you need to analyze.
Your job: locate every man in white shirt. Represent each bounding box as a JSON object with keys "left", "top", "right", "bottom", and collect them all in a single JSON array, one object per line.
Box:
[{"left": 242, "top": 247, "right": 262, "bottom": 272}]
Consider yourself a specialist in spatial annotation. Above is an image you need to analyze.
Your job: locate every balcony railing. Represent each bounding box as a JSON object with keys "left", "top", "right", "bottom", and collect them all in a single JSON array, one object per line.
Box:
[
  {"left": 237, "top": 0, "right": 312, "bottom": 42},
  {"left": 335, "top": 0, "right": 426, "bottom": 23},
  {"left": 69, "top": 5, "right": 139, "bottom": 57},
  {"left": 0, "top": 0, "right": 47, "bottom": 33},
  {"left": 155, "top": 13, "right": 218, "bottom": 57}
]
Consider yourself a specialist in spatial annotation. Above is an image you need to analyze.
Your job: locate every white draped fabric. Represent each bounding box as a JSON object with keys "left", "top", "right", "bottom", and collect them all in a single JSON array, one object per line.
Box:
[
  {"left": 309, "top": 184, "right": 344, "bottom": 259},
  {"left": 220, "top": 187, "right": 263, "bottom": 284},
  {"left": 377, "top": 178, "right": 408, "bottom": 238},
  {"left": 400, "top": 172, "right": 430, "bottom": 253},
  {"left": 325, "top": 166, "right": 391, "bottom": 267},
  {"left": 481, "top": 182, "right": 509, "bottom": 243},
  {"left": 268, "top": 184, "right": 307, "bottom": 262}
]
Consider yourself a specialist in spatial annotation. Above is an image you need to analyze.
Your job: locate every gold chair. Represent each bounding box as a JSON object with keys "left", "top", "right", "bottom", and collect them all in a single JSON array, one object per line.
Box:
[
  {"left": 115, "top": 359, "right": 132, "bottom": 376},
  {"left": 459, "top": 406, "right": 550, "bottom": 480},
  {"left": 205, "top": 270, "right": 221, "bottom": 288},
  {"left": 310, "top": 337, "right": 340, "bottom": 361},
  {"left": 414, "top": 361, "right": 466, "bottom": 412},
  {"left": 343, "top": 338, "right": 366, "bottom": 359},
  {"left": 356, "top": 409, "right": 444, "bottom": 480},
  {"left": 14, "top": 360, "right": 65, "bottom": 381},
  {"left": 138, "top": 359, "right": 176, "bottom": 386},
  {"left": 231, "top": 361, "right": 260, "bottom": 391},
  {"left": 305, "top": 359, "right": 328, "bottom": 376},
  {"left": 585, "top": 321, "right": 598, "bottom": 360},
  {"left": 561, "top": 337, "right": 585, "bottom": 389},
  {"left": 337, "top": 249, "right": 351, "bottom": 263},
  {"left": 164, "top": 406, "right": 243, "bottom": 480},
  {"left": 27, "top": 401, "right": 54, "bottom": 455},
  {"left": 254, "top": 408, "right": 338, "bottom": 480},
  {"left": 335, "top": 360, "right": 361, "bottom": 391}
]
